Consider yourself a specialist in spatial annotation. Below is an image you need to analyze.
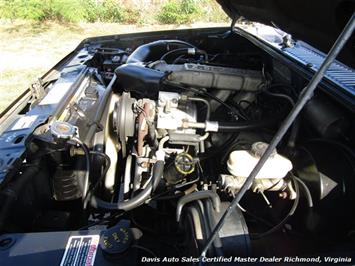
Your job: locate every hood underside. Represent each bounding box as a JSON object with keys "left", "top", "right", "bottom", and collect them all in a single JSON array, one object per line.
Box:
[{"left": 217, "top": 0, "right": 355, "bottom": 68}]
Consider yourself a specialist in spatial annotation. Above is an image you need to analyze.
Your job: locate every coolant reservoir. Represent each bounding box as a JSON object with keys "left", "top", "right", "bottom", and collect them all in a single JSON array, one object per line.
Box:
[{"left": 227, "top": 142, "right": 292, "bottom": 179}]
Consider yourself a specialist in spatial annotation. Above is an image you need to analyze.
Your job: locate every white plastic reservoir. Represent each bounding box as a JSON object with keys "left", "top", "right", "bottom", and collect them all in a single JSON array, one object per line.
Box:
[{"left": 227, "top": 142, "right": 293, "bottom": 179}]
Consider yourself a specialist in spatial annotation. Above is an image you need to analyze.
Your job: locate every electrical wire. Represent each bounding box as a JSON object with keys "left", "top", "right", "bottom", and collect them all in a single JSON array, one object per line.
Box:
[
  {"left": 201, "top": 89, "right": 247, "bottom": 120},
  {"left": 160, "top": 48, "right": 189, "bottom": 61},
  {"left": 131, "top": 245, "right": 160, "bottom": 261},
  {"left": 251, "top": 175, "right": 300, "bottom": 240},
  {"left": 71, "top": 136, "right": 90, "bottom": 206},
  {"left": 172, "top": 54, "right": 185, "bottom": 64},
  {"left": 263, "top": 90, "right": 295, "bottom": 107},
  {"left": 293, "top": 175, "right": 313, "bottom": 208},
  {"left": 160, "top": 47, "right": 208, "bottom": 62},
  {"left": 80, "top": 151, "right": 111, "bottom": 209},
  {"left": 266, "top": 83, "right": 298, "bottom": 99}
]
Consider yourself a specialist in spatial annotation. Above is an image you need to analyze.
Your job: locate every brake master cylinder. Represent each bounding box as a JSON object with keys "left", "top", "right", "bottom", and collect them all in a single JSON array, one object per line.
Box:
[
  {"left": 227, "top": 142, "right": 292, "bottom": 179},
  {"left": 220, "top": 142, "right": 295, "bottom": 198}
]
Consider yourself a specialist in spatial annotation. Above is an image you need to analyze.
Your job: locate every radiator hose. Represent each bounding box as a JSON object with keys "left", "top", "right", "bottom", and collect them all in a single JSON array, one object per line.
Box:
[{"left": 90, "top": 160, "right": 164, "bottom": 211}]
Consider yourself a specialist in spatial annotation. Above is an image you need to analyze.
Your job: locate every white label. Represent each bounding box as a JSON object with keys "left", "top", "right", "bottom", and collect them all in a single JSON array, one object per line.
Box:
[
  {"left": 60, "top": 235, "right": 100, "bottom": 266},
  {"left": 11, "top": 115, "right": 38, "bottom": 130},
  {"left": 39, "top": 81, "right": 72, "bottom": 105}
]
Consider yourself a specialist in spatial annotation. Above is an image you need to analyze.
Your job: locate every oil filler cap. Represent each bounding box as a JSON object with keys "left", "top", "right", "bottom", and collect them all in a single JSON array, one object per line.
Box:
[{"left": 175, "top": 152, "right": 195, "bottom": 175}]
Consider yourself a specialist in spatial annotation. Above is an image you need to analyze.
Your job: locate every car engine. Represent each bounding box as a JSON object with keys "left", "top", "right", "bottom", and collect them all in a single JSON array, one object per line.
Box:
[{"left": 0, "top": 30, "right": 354, "bottom": 265}]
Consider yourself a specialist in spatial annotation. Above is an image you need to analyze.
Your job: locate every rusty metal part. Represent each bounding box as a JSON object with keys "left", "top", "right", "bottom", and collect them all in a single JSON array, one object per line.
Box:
[{"left": 137, "top": 103, "right": 152, "bottom": 156}]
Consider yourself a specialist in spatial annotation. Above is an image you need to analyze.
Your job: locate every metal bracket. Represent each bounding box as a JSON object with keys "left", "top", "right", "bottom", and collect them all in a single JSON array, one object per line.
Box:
[{"left": 30, "top": 78, "right": 45, "bottom": 101}]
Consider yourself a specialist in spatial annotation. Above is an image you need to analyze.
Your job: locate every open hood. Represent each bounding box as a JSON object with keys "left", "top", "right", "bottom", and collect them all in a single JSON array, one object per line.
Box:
[{"left": 217, "top": 0, "right": 354, "bottom": 67}]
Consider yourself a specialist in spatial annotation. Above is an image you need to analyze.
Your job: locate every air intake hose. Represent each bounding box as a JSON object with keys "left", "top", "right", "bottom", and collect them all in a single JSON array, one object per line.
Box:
[{"left": 127, "top": 40, "right": 197, "bottom": 63}]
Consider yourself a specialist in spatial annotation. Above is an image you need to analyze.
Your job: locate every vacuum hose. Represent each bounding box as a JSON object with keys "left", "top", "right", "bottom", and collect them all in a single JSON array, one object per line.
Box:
[{"left": 217, "top": 118, "right": 278, "bottom": 132}]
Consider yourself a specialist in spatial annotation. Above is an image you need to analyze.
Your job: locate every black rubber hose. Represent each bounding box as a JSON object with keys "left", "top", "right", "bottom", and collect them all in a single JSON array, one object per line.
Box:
[
  {"left": 83, "top": 151, "right": 111, "bottom": 208},
  {"left": 127, "top": 40, "right": 197, "bottom": 63},
  {"left": 84, "top": 75, "right": 116, "bottom": 146},
  {"left": 217, "top": 118, "right": 278, "bottom": 132},
  {"left": 293, "top": 175, "right": 313, "bottom": 208},
  {"left": 204, "top": 200, "right": 223, "bottom": 256},
  {"left": 160, "top": 48, "right": 189, "bottom": 61},
  {"left": 0, "top": 163, "right": 40, "bottom": 231},
  {"left": 160, "top": 48, "right": 208, "bottom": 62},
  {"left": 176, "top": 191, "right": 221, "bottom": 222},
  {"left": 251, "top": 176, "right": 300, "bottom": 240},
  {"left": 90, "top": 160, "right": 164, "bottom": 211}
]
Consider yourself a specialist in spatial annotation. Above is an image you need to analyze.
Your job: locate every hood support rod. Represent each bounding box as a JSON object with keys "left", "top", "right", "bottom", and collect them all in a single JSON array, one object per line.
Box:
[{"left": 200, "top": 13, "right": 355, "bottom": 260}]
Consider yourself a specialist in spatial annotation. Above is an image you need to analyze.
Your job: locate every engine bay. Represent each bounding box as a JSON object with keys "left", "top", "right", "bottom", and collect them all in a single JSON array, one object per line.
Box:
[{"left": 0, "top": 28, "right": 354, "bottom": 264}]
